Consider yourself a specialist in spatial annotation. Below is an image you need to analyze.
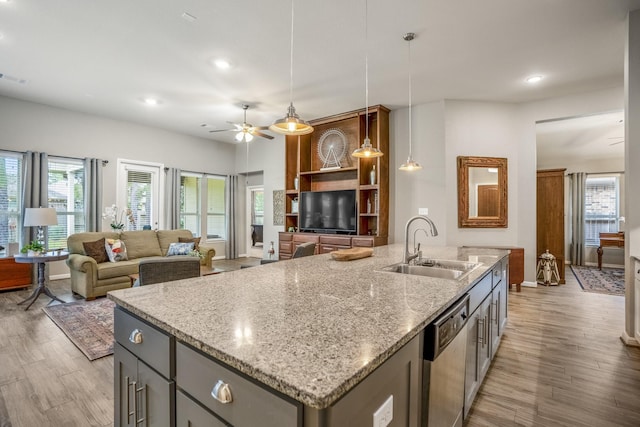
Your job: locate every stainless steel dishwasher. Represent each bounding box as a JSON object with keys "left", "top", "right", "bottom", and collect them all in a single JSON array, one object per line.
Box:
[{"left": 422, "top": 294, "right": 469, "bottom": 427}]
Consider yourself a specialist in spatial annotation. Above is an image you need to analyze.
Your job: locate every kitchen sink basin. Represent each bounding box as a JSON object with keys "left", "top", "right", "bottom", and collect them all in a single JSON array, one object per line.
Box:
[{"left": 379, "top": 259, "right": 481, "bottom": 281}]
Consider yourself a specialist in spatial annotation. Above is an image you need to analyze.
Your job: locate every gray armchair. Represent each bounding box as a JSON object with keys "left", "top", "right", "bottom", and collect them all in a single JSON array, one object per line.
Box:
[
  {"left": 292, "top": 242, "right": 316, "bottom": 259},
  {"left": 138, "top": 256, "right": 200, "bottom": 286}
]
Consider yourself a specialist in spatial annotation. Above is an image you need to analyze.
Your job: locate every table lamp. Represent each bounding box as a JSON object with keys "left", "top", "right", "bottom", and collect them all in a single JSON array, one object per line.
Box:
[{"left": 24, "top": 207, "right": 58, "bottom": 249}]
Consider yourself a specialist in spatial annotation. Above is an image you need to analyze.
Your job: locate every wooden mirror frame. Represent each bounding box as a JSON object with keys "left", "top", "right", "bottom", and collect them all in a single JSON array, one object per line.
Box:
[{"left": 457, "top": 156, "right": 508, "bottom": 228}]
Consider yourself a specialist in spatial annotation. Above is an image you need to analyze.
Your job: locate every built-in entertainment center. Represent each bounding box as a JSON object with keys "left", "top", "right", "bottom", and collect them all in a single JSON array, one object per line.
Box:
[{"left": 280, "top": 105, "right": 389, "bottom": 259}]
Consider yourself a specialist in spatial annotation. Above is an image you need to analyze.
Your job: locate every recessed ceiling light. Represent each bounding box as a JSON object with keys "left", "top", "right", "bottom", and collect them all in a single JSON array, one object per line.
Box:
[
  {"left": 214, "top": 59, "right": 231, "bottom": 70},
  {"left": 0, "top": 0, "right": 11, "bottom": 3},
  {"left": 144, "top": 98, "right": 159, "bottom": 106},
  {"left": 526, "top": 75, "right": 543, "bottom": 84}
]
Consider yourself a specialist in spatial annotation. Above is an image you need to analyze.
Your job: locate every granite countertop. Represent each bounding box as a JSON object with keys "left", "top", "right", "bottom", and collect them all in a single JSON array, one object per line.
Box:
[{"left": 108, "top": 244, "right": 508, "bottom": 409}]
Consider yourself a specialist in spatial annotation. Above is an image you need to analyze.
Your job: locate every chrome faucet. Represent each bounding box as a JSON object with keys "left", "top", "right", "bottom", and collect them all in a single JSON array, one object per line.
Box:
[{"left": 403, "top": 215, "right": 439, "bottom": 265}]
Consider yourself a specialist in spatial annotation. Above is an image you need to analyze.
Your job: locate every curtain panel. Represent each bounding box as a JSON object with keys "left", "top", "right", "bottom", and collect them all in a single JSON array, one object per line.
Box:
[
  {"left": 84, "top": 158, "right": 104, "bottom": 231},
  {"left": 225, "top": 174, "right": 238, "bottom": 259},
  {"left": 570, "top": 172, "right": 586, "bottom": 266}
]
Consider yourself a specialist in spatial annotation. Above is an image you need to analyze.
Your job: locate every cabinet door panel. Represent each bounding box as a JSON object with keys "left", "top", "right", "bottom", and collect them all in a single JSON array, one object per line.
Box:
[
  {"left": 176, "top": 390, "right": 226, "bottom": 427},
  {"left": 115, "top": 343, "right": 138, "bottom": 427},
  {"left": 138, "top": 360, "right": 175, "bottom": 427}
]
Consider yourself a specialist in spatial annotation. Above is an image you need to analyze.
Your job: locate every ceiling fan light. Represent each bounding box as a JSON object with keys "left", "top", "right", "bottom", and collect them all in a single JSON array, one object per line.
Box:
[
  {"left": 399, "top": 156, "right": 422, "bottom": 171},
  {"left": 235, "top": 132, "right": 244, "bottom": 142},
  {"left": 245, "top": 132, "right": 254, "bottom": 142},
  {"left": 352, "top": 138, "right": 383, "bottom": 158},
  {"left": 269, "top": 103, "right": 314, "bottom": 135}
]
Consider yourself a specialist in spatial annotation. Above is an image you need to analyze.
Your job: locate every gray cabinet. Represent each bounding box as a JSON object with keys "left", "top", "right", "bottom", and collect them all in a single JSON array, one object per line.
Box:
[
  {"left": 176, "top": 341, "right": 301, "bottom": 427},
  {"left": 114, "top": 308, "right": 175, "bottom": 427},
  {"left": 176, "top": 390, "right": 226, "bottom": 427},
  {"left": 464, "top": 257, "right": 509, "bottom": 418}
]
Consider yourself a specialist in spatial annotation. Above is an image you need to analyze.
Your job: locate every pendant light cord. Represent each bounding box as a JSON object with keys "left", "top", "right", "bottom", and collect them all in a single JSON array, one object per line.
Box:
[
  {"left": 289, "top": 0, "right": 295, "bottom": 105},
  {"left": 364, "top": 0, "right": 369, "bottom": 141},
  {"left": 408, "top": 36, "right": 412, "bottom": 156}
]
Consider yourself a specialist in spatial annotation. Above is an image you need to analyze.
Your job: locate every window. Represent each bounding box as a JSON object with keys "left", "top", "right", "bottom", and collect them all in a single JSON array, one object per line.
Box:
[
  {"left": 180, "top": 174, "right": 201, "bottom": 233},
  {"left": 47, "top": 158, "right": 85, "bottom": 249},
  {"left": 179, "top": 173, "right": 226, "bottom": 239},
  {"left": 207, "top": 176, "right": 226, "bottom": 239},
  {"left": 251, "top": 189, "right": 264, "bottom": 225},
  {"left": 117, "top": 160, "right": 162, "bottom": 231},
  {"left": 584, "top": 175, "right": 620, "bottom": 246},
  {"left": 0, "top": 152, "right": 22, "bottom": 249}
]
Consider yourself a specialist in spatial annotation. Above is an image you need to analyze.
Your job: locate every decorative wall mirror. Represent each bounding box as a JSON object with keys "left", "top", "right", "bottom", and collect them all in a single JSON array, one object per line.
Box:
[{"left": 457, "top": 156, "right": 508, "bottom": 228}]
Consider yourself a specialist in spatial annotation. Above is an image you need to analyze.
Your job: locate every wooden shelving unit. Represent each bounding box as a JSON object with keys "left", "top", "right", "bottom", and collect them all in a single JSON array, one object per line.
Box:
[{"left": 282, "top": 105, "right": 389, "bottom": 256}]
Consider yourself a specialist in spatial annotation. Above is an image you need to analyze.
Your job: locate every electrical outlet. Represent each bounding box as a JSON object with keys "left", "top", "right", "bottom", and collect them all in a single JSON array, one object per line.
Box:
[
  {"left": 419, "top": 207, "right": 428, "bottom": 216},
  {"left": 373, "top": 395, "right": 393, "bottom": 427}
]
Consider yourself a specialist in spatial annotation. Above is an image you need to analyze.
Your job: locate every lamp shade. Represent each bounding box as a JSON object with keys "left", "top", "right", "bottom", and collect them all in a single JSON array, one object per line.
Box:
[{"left": 24, "top": 207, "right": 58, "bottom": 226}]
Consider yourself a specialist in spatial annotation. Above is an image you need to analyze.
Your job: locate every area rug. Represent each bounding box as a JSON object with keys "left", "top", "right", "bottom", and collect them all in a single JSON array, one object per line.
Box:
[
  {"left": 570, "top": 265, "right": 625, "bottom": 296},
  {"left": 43, "top": 298, "right": 115, "bottom": 361}
]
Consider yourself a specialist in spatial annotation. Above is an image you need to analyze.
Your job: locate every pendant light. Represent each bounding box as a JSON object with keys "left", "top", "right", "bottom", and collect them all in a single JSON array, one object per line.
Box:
[
  {"left": 351, "top": 0, "right": 383, "bottom": 158},
  {"left": 269, "top": 0, "right": 314, "bottom": 136},
  {"left": 399, "top": 32, "right": 422, "bottom": 171}
]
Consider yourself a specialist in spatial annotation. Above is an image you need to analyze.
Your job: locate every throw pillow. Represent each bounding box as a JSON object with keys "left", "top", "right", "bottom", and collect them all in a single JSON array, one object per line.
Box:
[
  {"left": 167, "top": 242, "right": 195, "bottom": 256},
  {"left": 178, "top": 236, "right": 201, "bottom": 251},
  {"left": 105, "top": 239, "right": 128, "bottom": 262},
  {"left": 83, "top": 238, "right": 109, "bottom": 263}
]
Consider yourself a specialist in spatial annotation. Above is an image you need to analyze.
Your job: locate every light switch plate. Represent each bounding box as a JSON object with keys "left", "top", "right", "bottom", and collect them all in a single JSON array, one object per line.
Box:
[
  {"left": 419, "top": 207, "right": 428, "bottom": 215},
  {"left": 373, "top": 395, "right": 393, "bottom": 427}
]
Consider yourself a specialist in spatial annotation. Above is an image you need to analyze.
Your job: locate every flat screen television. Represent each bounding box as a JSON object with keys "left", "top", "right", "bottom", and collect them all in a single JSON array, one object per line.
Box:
[{"left": 299, "top": 189, "right": 357, "bottom": 234}]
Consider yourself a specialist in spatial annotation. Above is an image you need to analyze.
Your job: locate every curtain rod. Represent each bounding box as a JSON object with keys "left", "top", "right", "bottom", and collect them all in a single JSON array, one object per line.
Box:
[
  {"left": 1, "top": 148, "right": 108, "bottom": 165},
  {"left": 566, "top": 171, "right": 624, "bottom": 176}
]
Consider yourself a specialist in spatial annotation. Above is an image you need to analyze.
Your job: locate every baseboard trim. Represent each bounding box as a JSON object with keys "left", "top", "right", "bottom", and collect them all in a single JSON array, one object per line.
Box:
[
  {"left": 520, "top": 281, "right": 537, "bottom": 288},
  {"left": 51, "top": 273, "right": 71, "bottom": 281},
  {"left": 620, "top": 331, "right": 640, "bottom": 347},
  {"left": 212, "top": 255, "right": 226, "bottom": 260}
]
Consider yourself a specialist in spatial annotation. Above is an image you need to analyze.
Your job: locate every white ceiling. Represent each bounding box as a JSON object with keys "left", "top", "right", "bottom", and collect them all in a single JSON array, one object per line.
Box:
[
  {"left": 536, "top": 111, "right": 625, "bottom": 167},
  {"left": 0, "top": 0, "right": 639, "bottom": 145}
]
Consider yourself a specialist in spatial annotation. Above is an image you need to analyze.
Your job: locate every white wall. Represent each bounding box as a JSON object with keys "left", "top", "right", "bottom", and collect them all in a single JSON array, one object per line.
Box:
[
  {"left": 0, "top": 95, "right": 236, "bottom": 273},
  {"left": 625, "top": 9, "right": 640, "bottom": 345},
  {"left": 234, "top": 135, "right": 285, "bottom": 259},
  {"left": 391, "top": 101, "right": 446, "bottom": 246}
]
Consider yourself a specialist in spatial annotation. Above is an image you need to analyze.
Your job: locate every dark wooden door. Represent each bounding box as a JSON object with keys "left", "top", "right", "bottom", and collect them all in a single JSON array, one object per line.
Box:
[
  {"left": 477, "top": 185, "right": 499, "bottom": 216},
  {"left": 536, "top": 169, "right": 566, "bottom": 283}
]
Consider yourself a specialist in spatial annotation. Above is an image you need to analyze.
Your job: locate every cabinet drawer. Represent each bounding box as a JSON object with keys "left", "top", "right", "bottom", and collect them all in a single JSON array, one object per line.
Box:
[
  {"left": 177, "top": 390, "right": 226, "bottom": 427},
  {"left": 319, "top": 235, "right": 352, "bottom": 246},
  {"left": 279, "top": 232, "right": 293, "bottom": 242},
  {"left": 351, "top": 237, "right": 374, "bottom": 247},
  {"left": 319, "top": 244, "right": 351, "bottom": 254},
  {"left": 114, "top": 307, "right": 174, "bottom": 378},
  {"left": 279, "top": 241, "right": 293, "bottom": 254},
  {"left": 492, "top": 259, "right": 503, "bottom": 287},
  {"left": 292, "top": 234, "right": 320, "bottom": 244},
  {"left": 467, "top": 271, "right": 492, "bottom": 314},
  {"left": 176, "top": 342, "right": 301, "bottom": 427}
]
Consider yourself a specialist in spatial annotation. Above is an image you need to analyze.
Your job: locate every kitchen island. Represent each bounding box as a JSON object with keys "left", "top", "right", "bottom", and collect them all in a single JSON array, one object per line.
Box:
[{"left": 108, "top": 244, "right": 508, "bottom": 426}]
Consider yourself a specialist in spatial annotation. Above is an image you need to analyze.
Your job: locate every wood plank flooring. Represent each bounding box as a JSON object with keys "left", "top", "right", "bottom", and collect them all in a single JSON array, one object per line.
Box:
[
  {"left": 465, "top": 273, "right": 640, "bottom": 426},
  {"left": 0, "top": 262, "right": 638, "bottom": 426}
]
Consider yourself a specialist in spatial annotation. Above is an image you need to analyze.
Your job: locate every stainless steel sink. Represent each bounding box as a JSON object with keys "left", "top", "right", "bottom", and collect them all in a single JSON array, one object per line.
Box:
[{"left": 379, "top": 259, "right": 480, "bottom": 281}]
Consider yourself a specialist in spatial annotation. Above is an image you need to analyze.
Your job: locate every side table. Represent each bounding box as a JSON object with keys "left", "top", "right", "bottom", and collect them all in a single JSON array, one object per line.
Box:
[{"left": 14, "top": 251, "right": 69, "bottom": 310}]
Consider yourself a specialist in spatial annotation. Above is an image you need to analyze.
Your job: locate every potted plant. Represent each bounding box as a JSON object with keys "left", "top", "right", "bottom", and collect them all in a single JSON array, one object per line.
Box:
[{"left": 21, "top": 240, "right": 45, "bottom": 256}]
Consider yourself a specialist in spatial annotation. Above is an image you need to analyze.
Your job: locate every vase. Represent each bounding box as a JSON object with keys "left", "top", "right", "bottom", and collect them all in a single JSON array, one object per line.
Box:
[
  {"left": 27, "top": 250, "right": 42, "bottom": 257},
  {"left": 294, "top": 175, "right": 299, "bottom": 191},
  {"left": 369, "top": 164, "right": 376, "bottom": 186},
  {"left": 268, "top": 241, "right": 275, "bottom": 259}
]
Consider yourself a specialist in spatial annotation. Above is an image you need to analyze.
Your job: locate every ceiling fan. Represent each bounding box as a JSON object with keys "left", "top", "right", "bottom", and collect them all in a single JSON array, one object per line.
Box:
[{"left": 208, "top": 104, "right": 274, "bottom": 142}]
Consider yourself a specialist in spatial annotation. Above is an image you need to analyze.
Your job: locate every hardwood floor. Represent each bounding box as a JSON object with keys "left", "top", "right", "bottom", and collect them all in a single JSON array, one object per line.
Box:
[
  {"left": 0, "top": 262, "right": 638, "bottom": 426},
  {"left": 466, "top": 272, "right": 640, "bottom": 426}
]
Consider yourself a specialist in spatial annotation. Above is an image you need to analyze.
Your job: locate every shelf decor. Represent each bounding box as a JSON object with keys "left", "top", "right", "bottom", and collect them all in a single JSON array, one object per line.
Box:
[
  {"left": 317, "top": 128, "right": 347, "bottom": 170},
  {"left": 273, "top": 190, "right": 284, "bottom": 226}
]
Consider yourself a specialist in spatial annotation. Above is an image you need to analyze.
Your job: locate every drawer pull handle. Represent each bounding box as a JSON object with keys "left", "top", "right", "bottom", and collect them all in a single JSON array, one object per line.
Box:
[
  {"left": 129, "top": 329, "right": 143, "bottom": 344},
  {"left": 211, "top": 380, "right": 233, "bottom": 404}
]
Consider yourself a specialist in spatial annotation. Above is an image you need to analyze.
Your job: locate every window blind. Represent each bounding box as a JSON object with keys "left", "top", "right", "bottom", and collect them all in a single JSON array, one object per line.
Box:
[
  {"left": 0, "top": 153, "right": 22, "bottom": 248},
  {"left": 47, "top": 158, "right": 85, "bottom": 249}
]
